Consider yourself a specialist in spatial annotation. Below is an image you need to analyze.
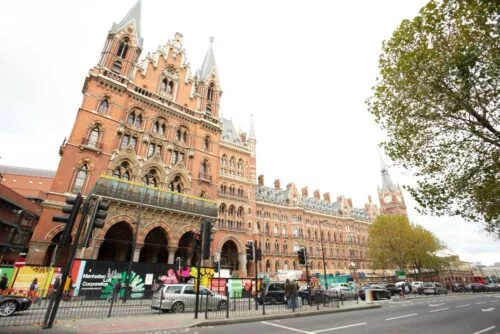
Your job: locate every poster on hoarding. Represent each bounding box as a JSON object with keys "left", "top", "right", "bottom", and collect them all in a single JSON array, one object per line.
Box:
[
  {"left": 12, "top": 266, "right": 54, "bottom": 298},
  {"left": 210, "top": 278, "right": 227, "bottom": 295}
]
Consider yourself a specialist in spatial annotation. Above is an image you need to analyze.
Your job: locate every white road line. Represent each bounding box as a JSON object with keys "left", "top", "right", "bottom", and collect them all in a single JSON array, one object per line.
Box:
[
  {"left": 456, "top": 304, "right": 470, "bottom": 308},
  {"left": 429, "top": 307, "right": 449, "bottom": 313},
  {"left": 476, "top": 302, "right": 487, "bottom": 305},
  {"left": 314, "top": 323, "right": 367, "bottom": 333},
  {"left": 429, "top": 303, "right": 445, "bottom": 307},
  {"left": 386, "top": 313, "right": 418, "bottom": 321},
  {"left": 472, "top": 325, "right": 496, "bottom": 334},
  {"left": 261, "top": 321, "right": 312, "bottom": 334}
]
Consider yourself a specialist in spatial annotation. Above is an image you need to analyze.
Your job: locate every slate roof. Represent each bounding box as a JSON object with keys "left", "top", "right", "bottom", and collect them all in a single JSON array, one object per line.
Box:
[
  {"left": 198, "top": 37, "right": 217, "bottom": 81},
  {"left": 110, "top": 0, "right": 144, "bottom": 48},
  {"left": 0, "top": 165, "right": 55, "bottom": 178},
  {"left": 221, "top": 118, "right": 243, "bottom": 145}
]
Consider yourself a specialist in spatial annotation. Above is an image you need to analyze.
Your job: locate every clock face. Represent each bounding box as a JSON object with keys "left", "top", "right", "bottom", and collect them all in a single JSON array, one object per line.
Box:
[{"left": 384, "top": 195, "right": 392, "bottom": 203}]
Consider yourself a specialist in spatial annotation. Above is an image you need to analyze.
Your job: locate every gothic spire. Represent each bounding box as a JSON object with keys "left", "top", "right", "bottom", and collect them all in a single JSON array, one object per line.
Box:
[
  {"left": 379, "top": 152, "right": 395, "bottom": 190},
  {"left": 110, "top": 0, "right": 143, "bottom": 48},
  {"left": 199, "top": 37, "right": 218, "bottom": 82}
]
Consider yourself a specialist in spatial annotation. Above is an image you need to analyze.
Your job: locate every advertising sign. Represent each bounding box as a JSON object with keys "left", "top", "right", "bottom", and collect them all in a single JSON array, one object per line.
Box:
[
  {"left": 0, "top": 267, "right": 15, "bottom": 289},
  {"left": 12, "top": 266, "right": 54, "bottom": 298},
  {"left": 210, "top": 278, "right": 227, "bottom": 295},
  {"left": 228, "top": 279, "right": 242, "bottom": 298}
]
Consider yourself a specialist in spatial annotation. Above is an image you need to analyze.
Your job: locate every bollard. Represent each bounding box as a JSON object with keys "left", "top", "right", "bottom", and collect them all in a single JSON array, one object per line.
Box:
[{"left": 365, "top": 287, "right": 373, "bottom": 304}]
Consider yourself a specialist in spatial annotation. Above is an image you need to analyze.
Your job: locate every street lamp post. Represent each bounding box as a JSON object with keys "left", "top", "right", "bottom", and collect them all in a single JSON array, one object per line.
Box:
[{"left": 319, "top": 220, "right": 328, "bottom": 290}]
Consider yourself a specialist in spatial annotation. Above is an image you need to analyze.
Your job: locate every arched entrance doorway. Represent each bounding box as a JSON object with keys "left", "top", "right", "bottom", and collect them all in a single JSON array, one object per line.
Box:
[
  {"left": 221, "top": 240, "right": 239, "bottom": 274},
  {"left": 43, "top": 232, "right": 71, "bottom": 267},
  {"left": 139, "top": 227, "right": 169, "bottom": 263},
  {"left": 175, "top": 232, "right": 198, "bottom": 267},
  {"left": 97, "top": 221, "right": 133, "bottom": 261}
]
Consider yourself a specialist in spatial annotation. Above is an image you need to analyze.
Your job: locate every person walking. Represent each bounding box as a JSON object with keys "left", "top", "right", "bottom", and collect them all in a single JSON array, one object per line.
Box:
[
  {"left": 110, "top": 277, "right": 122, "bottom": 303},
  {"left": 0, "top": 274, "right": 8, "bottom": 291},
  {"left": 291, "top": 280, "right": 298, "bottom": 309},
  {"left": 285, "top": 279, "right": 292, "bottom": 309},
  {"left": 29, "top": 278, "right": 40, "bottom": 304}
]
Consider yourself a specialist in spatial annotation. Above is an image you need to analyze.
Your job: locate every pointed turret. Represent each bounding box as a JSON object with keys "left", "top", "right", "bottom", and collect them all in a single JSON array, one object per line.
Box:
[
  {"left": 249, "top": 115, "right": 256, "bottom": 139},
  {"left": 379, "top": 152, "right": 394, "bottom": 190},
  {"left": 248, "top": 115, "right": 256, "bottom": 155},
  {"left": 98, "top": 0, "right": 143, "bottom": 78},
  {"left": 199, "top": 37, "right": 218, "bottom": 82},
  {"left": 197, "top": 37, "right": 221, "bottom": 117},
  {"left": 110, "top": 0, "right": 143, "bottom": 48}
]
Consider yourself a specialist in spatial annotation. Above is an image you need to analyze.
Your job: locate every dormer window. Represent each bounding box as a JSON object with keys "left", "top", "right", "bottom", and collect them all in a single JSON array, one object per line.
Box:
[
  {"left": 117, "top": 38, "right": 129, "bottom": 59},
  {"left": 112, "top": 60, "right": 122, "bottom": 74}
]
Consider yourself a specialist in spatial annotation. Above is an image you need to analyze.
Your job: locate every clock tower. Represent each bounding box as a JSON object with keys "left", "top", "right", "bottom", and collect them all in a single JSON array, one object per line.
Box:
[{"left": 377, "top": 155, "right": 407, "bottom": 216}]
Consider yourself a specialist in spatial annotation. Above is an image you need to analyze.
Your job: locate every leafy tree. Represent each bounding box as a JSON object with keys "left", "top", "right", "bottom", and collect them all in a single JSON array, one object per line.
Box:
[
  {"left": 367, "top": 0, "right": 500, "bottom": 235},
  {"left": 368, "top": 215, "right": 444, "bottom": 273}
]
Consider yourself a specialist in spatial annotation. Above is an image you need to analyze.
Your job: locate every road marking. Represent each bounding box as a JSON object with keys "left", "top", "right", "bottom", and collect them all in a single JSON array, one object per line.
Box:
[
  {"left": 314, "top": 323, "right": 367, "bottom": 333},
  {"left": 481, "top": 308, "right": 495, "bottom": 312},
  {"left": 472, "top": 326, "right": 496, "bottom": 334},
  {"left": 386, "top": 313, "right": 418, "bottom": 321},
  {"left": 261, "top": 321, "right": 312, "bottom": 334},
  {"left": 429, "top": 307, "right": 449, "bottom": 313},
  {"left": 476, "top": 302, "right": 487, "bottom": 305},
  {"left": 456, "top": 304, "right": 470, "bottom": 308},
  {"left": 429, "top": 303, "right": 445, "bottom": 307}
]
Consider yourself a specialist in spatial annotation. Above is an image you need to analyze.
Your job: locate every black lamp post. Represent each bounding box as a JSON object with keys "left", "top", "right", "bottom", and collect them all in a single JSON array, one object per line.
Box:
[{"left": 319, "top": 220, "right": 328, "bottom": 290}]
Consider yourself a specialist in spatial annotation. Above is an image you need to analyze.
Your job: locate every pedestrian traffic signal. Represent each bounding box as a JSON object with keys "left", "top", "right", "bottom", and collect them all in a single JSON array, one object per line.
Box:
[
  {"left": 297, "top": 247, "right": 306, "bottom": 265},
  {"left": 214, "top": 260, "right": 220, "bottom": 273},
  {"left": 52, "top": 193, "right": 83, "bottom": 246},
  {"left": 246, "top": 241, "right": 254, "bottom": 261},
  {"left": 201, "top": 220, "right": 212, "bottom": 260}
]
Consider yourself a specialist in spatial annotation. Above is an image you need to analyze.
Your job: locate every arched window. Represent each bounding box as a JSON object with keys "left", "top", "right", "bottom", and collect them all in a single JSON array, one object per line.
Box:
[
  {"left": 120, "top": 134, "right": 137, "bottom": 150},
  {"left": 117, "top": 38, "right": 129, "bottom": 59},
  {"left": 176, "top": 127, "right": 188, "bottom": 143},
  {"left": 237, "top": 159, "right": 244, "bottom": 176},
  {"left": 168, "top": 175, "right": 183, "bottom": 193},
  {"left": 72, "top": 165, "right": 88, "bottom": 193},
  {"left": 153, "top": 121, "right": 160, "bottom": 134},
  {"left": 112, "top": 60, "right": 122, "bottom": 73},
  {"left": 203, "top": 136, "right": 210, "bottom": 151},
  {"left": 113, "top": 161, "right": 132, "bottom": 180},
  {"left": 201, "top": 160, "right": 209, "bottom": 175},
  {"left": 127, "top": 112, "right": 136, "bottom": 125},
  {"left": 229, "top": 157, "right": 236, "bottom": 175},
  {"left": 135, "top": 114, "right": 142, "bottom": 128},
  {"left": 87, "top": 127, "right": 100, "bottom": 147},
  {"left": 147, "top": 143, "right": 162, "bottom": 158},
  {"left": 98, "top": 99, "right": 109, "bottom": 113},
  {"left": 143, "top": 169, "right": 159, "bottom": 187},
  {"left": 207, "top": 83, "right": 214, "bottom": 101}
]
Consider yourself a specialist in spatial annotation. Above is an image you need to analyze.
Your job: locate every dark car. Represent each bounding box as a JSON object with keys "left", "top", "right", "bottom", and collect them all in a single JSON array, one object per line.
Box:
[
  {"left": 384, "top": 283, "right": 402, "bottom": 296},
  {"left": 358, "top": 285, "right": 391, "bottom": 300},
  {"left": 470, "top": 283, "right": 487, "bottom": 292},
  {"left": 258, "top": 282, "right": 286, "bottom": 304},
  {"left": 450, "top": 282, "right": 466, "bottom": 292},
  {"left": 0, "top": 295, "right": 32, "bottom": 317},
  {"left": 485, "top": 283, "right": 500, "bottom": 292}
]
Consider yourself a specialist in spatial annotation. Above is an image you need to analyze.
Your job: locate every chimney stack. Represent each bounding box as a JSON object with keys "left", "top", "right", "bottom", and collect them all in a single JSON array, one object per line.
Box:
[
  {"left": 314, "top": 190, "right": 320, "bottom": 200},
  {"left": 347, "top": 198, "right": 353, "bottom": 207},
  {"left": 274, "top": 179, "right": 281, "bottom": 189},
  {"left": 301, "top": 187, "right": 308, "bottom": 197},
  {"left": 258, "top": 175, "right": 264, "bottom": 186},
  {"left": 323, "top": 192, "right": 330, "bottom": 202}
]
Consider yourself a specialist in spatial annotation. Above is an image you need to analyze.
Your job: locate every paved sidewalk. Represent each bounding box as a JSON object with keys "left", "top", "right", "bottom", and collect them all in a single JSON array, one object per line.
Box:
[{"left": 5, "top": 303, "right": 381, "bottom": 334}]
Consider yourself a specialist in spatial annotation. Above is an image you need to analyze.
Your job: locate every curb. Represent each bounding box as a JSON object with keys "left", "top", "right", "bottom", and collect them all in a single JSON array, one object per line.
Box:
[{"left": 192, "top": 304, "right": 382, "bottom": 327}]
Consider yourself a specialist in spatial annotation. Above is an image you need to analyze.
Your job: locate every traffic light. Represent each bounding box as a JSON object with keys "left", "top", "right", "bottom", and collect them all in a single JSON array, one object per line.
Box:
[
  {"left": 214, "top": 260, "right": 220, "bottom": 273},
  {"left": 246, "top": 241, "right": 254, "bottom": 261},
  {"left": 52, "top": 193, "right": 83, "bottom": 246},
  {"left": 255, "top": 247, "right": 262, "bottom": 261},
  {"left": 297, "top": 247, "right": 306, "bottom": 265},
  {"left": 91, "top": 196, "right": 109, "bottom": 229},
  {"left": 201, "top": 220, "right": 212, "bottom": 260}
]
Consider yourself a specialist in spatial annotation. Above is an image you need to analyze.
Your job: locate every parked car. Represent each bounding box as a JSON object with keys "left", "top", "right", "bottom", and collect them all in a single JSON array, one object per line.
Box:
[
  {"left": 485, "top": 283, "right": 500, "bottom": 292},
  {"left": 0, "top": 295, "right": 32, "bottom": 317},
  {"left": 411, "top": 281, "right": 425, "bottom": 294},
  {"left": 450, "top": 282, "right": 466, "bottom": 292},
  {"left": 258, "top": 281, "right": 287, "bottom": 305},
  {"left": 423, "top": 282, "right": 448, "bottom": 295},
  {"left": 384, "top": 283, "right": 402, "bottom": 296},
  {"left": 470, "top": 283, "right": 487, "bottom": 292},
  {"left": 151, "top": 284, "right": 227, "bottom": 313},
  {"left": 336, "top": 286, "right": 358, "bottom": 301},
  {"left": 358, "top": 285, "right": 391, "bottom": 300}
]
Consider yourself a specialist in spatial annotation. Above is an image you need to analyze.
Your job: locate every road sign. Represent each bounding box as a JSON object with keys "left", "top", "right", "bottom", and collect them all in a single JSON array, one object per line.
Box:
[{"left": 14, "top": 258, "right": 26, "bottom": 268}]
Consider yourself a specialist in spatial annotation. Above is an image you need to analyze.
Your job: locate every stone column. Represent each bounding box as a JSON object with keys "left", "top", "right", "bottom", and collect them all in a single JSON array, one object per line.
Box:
[
  {"left": 239, "top": 253, "right": 248, "bottom": 277},
  {"left": 168, "top": 247, "right": 178, "bottom": 264},
  {"left": 133, "top": 244, "right": 143, "bottom": 262},
  {"left": 91, "top": 240, "right": 104, "bottom": 259},
  {"left": 26, "top": 241, "right": 50, "bottom": 265}
]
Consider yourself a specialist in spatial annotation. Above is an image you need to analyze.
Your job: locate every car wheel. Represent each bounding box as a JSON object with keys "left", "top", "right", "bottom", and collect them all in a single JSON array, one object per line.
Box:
[
  {"left": 387, "top": 294, "right": 391, "bottom": 299},
  {"left": 0, "top": 301, "right": 17, "bottom": 317},
  {"left": 217, "top": 300, "right": 227, "bottom": 310},
  {"left": 171, "top": 301, "right": 185, "bottom": 313}
]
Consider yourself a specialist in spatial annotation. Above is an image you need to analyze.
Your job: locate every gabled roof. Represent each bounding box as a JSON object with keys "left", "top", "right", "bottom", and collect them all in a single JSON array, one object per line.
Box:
[
  {"left": 221, "top": 118, "right": 243, "bottom": 145},
  {"left": 110, "top": 0, "right": 144, "bottom": 48}
]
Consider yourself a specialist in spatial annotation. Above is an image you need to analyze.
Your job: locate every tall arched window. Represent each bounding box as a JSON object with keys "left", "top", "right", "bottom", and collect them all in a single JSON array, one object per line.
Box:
[
  {"left": 203, "top": 136, "right": 210, "bottom": 151},
  {"left": 72, "top": 165, "right": 88, "bottom": 193},
  {"left": 87, "top": 127, "right": 100, "bottom": 147},
  {"left": 98, "top": 99, "right": 109, "bottom": 114},
  {"left": 143, "top": 169, "right": 159, "bottom": 187},
  {"left": 237, "top": 159, "right": 244, "bottom": 176},
  {"left": 207, "top": 83, "right": 214, "bottom": 101},
  {"left": 117, "top": 38, "right": 129, "bottom": 59},
  {"left": 113, "top": 161, "right": 132, "bottom": 180}
]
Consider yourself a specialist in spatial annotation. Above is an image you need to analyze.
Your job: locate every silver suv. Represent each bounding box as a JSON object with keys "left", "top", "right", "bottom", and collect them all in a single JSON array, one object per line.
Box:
[{"left": 151, "top": 284, "right": 227, "bottom": 313}]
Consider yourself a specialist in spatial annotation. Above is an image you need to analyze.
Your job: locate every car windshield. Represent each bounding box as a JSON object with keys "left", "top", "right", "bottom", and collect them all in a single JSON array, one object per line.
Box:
[{"left": 423, "top": 283, "right": 434, "bottom": 287}]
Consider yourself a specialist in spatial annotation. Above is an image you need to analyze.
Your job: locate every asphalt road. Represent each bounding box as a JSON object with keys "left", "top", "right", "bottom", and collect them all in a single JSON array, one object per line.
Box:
[{"left": 145, "top": 294, "right": 500, "bottom": 334}]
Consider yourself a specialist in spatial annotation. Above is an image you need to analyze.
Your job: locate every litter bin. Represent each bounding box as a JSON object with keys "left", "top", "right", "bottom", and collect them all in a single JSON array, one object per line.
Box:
[{"left": 365, "top": 287, "right": 373, "bottom": 304}]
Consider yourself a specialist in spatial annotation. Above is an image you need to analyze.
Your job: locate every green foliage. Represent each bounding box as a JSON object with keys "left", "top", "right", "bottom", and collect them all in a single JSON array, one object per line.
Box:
[
  {"left": 368, "top": 215, "right": 444, "bottom": 272},
  {"left": 367, "top": 0, "right": 500, "bottom": 236}
]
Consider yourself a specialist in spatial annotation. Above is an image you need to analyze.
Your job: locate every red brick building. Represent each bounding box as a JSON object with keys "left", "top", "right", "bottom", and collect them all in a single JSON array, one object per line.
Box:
[{"left": 24, "top": 1, "right": 378, "bottom": 279}]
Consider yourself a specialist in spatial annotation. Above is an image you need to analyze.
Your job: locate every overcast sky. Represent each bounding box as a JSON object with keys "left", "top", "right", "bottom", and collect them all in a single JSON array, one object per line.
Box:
[{"left": 0, "top": 0, "right": 498, "bottom": 266}]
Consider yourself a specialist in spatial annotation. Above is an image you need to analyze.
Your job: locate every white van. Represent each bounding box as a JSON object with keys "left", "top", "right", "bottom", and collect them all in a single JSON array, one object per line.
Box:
[{"left": 411, "top": 281, "right": 424, "bottom": 294}]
